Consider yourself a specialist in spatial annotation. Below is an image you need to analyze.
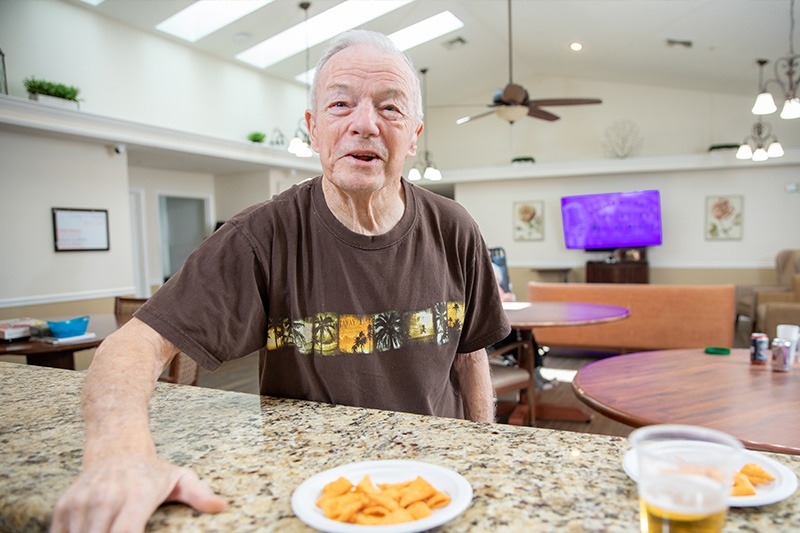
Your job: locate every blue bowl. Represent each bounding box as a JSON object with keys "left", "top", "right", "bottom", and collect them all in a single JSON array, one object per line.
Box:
[{"left": 47, "top": 315, "right": 90, "bottom": 338}]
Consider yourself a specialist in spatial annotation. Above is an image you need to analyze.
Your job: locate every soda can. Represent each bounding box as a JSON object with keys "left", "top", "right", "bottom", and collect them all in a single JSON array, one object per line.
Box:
[
  {"left": 750, "top": 333, "right": 769, "bottom": 365},
  {"left": 771, "top": 338, "right": 792, "bottom": 372}
]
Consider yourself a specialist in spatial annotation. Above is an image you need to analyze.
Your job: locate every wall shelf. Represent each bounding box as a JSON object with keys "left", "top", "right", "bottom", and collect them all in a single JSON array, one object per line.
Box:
[{"left": 0, "top": 95, "right": 322, "bottom": 175}]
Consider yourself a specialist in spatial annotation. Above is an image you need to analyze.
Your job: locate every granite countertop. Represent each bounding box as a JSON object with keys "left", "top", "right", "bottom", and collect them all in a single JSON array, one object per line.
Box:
[{"left": 1, "top": 361, "right": 798, "bottom": 532}]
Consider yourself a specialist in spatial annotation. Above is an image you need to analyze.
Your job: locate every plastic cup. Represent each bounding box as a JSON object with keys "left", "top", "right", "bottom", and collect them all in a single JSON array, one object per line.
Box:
[
  {"left": 776, "top": 324, "right": 799, "bottom": 364},
  {"left": 630, "top": 424, "right": 743, "bottom": 533}
]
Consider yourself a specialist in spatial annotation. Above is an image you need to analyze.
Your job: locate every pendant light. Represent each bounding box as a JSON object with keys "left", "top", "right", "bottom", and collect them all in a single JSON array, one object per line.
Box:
[
  {"left": 288, "top": 2, "right": 313, "bottom": 157},
  {"left": 408, "top": 68, "right": 442, "bottom": 181},
  {"left": 751, "top": 0, "right": 800, "bottom": 119}
]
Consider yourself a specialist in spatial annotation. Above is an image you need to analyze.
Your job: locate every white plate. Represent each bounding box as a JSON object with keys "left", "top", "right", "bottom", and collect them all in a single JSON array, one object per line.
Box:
[
  {"left": 622, "top": 448, "right": 798, "bottom": 507},
  {"left": 291, "top": 460, "right": 472, "bottom": 532}
]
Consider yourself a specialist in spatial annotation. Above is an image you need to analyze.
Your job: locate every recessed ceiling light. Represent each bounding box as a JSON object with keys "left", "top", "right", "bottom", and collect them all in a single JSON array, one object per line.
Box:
[
  {"left": 80, "top": 0, "right": 106, "bottom": 5},
  {"left": 236, "top": 0, "right": 414, "bottom": 69},
  {"left": 294, "top": 10, "right": 464, "bottom": 85},
  {"left": 156, "top": 0, "right": 274, "bottom": 43},
  {"left": 570, "top": 42, "right": 583, "bottom": 52}
]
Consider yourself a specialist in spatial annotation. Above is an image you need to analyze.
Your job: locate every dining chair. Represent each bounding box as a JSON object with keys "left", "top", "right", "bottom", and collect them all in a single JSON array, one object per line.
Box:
[
  {"left": 489, "top": 334, "right": 534, "bottom": 426},
  {"left": 113, "top": 297, "right": 199, "bottom": 386}
]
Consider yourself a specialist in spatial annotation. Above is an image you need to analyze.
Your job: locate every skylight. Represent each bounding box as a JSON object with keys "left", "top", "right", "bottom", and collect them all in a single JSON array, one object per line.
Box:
[
  {"left": 294, "top": 11, "right": 464, "bottom": 86},
  {"left": 156, "top": 0, "right": 274, "bottom": 43},
  {"left": 236, "top": 0, "right": 414, "bottom": 69}
]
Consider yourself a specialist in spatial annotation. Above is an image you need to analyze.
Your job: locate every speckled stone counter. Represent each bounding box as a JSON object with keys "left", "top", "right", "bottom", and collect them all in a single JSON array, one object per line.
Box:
[{"left": 1, "top": 362, "right": 799, "bottom": 532}]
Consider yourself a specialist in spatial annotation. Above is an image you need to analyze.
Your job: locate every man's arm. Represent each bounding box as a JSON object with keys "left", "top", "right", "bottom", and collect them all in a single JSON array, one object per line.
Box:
[
  {"left": 51, "top": 318, "right": 226, "bottom": 533},
  {"left": 453, "top": 348, "right": 495, "bottom": 423}
]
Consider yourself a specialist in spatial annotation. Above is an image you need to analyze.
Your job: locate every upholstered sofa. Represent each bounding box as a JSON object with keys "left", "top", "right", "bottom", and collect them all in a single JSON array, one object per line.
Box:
[
  {"left": 527, "top": 282, "right": 736, "bottom": 353},
  {"left": 755, "top": 273, "right": 800, "bottom": 339},
  {"left": 736, "top": 249, "right": 800, "bottom": 331}
]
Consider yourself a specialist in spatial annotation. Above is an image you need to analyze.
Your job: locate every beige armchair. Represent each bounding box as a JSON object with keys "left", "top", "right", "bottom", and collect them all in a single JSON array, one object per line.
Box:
[
  {"left": 736, "top": 249, "right": 800, "bottom": 331},
  {"left": 755, "top": 273, "right": 800, "bottom": 338}
]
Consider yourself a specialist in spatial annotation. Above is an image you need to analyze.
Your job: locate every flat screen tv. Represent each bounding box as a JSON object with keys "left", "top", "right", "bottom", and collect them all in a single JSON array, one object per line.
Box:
[{"left": 560, "top": 190, "right": 662, "bottom": 250}]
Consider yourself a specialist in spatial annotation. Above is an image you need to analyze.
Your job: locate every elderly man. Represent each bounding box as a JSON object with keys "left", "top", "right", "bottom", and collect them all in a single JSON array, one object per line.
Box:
[{"left": 52, "top": 30, "right": 509, "bottom": 532}]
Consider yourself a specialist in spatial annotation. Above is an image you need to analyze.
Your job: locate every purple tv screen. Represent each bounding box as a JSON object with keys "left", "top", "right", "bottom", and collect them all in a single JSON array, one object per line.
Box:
[{"left": 560, "top": 190, "right": 663, "bottom": 250}]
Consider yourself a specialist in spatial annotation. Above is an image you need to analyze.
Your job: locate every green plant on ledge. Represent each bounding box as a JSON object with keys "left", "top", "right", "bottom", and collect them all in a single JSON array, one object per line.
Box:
[
  {"left": 23, "top": 76, "right": 81, "bottom": 101},
  {"left": 248, "top": 131, "right": 266, "bottom": 143},
  {"left": 511, "top": 156, "right": 535, "bottom": 164}
]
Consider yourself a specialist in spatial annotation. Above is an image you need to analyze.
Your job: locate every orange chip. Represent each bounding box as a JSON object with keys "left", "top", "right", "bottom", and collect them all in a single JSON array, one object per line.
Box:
[
  {"left": 740, "top": 463, "right": 776, "bottom": 486},
  {"left": 426, "top": 491, "right": 452, "bottom": 509},
  {"left": 407, "top": 501, "right": 433, "bottom": 519},
  {"left": 732, "top": 472, "right": 757, "bottom": 496},
  {"left": 315, "top": 474, "right": 451, "bottom": 525},
  {"left": 399, "top": 477, "right": 437, "bottom": 507}
]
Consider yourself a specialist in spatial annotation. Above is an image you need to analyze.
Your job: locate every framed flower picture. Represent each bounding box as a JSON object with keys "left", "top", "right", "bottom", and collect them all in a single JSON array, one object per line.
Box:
[
  {"left": 705, "top": 195, "right": 743, "bottom": 240},
  {"left": 513, "top": 201, "right": 544, "bottom": 241}
]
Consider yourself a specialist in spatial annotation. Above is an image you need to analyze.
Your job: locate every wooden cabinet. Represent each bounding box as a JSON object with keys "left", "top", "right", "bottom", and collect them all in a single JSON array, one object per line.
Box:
[{"left": 586, "top": 261, "right": 649, "bottom": 284}]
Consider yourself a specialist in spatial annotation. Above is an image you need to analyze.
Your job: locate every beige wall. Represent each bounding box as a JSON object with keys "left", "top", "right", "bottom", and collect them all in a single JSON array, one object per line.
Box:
[
  {"left": 0, "top": 130, "right": 133, "bottom": 306},
  {"left": 456, "top": 164, "right": 800, "bottom": 270},
  {"left": 0, "top": 0, "right": 307, "bottom": 144},
  {"left": 128, "top": 166, "right": 216, "bottom": 288}
]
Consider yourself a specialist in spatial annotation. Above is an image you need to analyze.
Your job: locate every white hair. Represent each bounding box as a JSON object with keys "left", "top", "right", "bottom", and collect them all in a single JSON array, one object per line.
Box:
[{"left": 310, "top": 29, "right": 423, "bottom": 123}]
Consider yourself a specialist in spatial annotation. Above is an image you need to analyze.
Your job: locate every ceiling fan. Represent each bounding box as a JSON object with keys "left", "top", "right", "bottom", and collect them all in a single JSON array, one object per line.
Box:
[{"left": 456, "top": 0, "right": 602, "bottom": 125}]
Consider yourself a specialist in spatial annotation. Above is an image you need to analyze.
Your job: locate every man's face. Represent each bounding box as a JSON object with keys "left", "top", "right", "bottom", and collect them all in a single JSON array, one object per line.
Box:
[{"left": 307, "top": 45, "right": 422, "bottom": 193}]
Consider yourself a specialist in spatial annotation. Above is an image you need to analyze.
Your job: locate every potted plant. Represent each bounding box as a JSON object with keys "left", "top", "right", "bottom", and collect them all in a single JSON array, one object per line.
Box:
[
  {"left": 247, "top": 131, "right": 266, "bottom": 143},
  {"left": 23, "top": 76, "right": 81, "bottom": 109}
]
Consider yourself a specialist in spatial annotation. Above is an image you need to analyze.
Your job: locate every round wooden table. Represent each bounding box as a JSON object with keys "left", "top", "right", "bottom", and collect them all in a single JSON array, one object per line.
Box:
[
  {"left": 0, "top": 314, "right": 119, "bottom": 369},
  {"left": 502, "top": 302, "right": 630, "bottom": 424},
  {"left": 573, "top": 348, "right": 800, "bottom": 455}
]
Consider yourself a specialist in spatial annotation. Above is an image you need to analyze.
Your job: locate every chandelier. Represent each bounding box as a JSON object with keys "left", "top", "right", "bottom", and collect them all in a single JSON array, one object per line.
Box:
[
  {"left": 751, "top": 0, "right": 800, "bottom": 119},
  {"left": 739, "top": 59, "right": 784, "bottom": 161},
  {"left": 408, "top": 68, "right": 442, "bottom": 181},
  {"left": 736, "top": 118, "right": 784, "bottom": 161},
  {"left": 288, "top": 2, "right": 313, "bottom": 158}
]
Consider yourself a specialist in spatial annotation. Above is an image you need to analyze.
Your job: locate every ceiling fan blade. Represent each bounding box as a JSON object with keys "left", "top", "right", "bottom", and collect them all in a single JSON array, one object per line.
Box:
[
  {"left": 529, "top": 98, "right": 602, "bottom": 107},
  {"left": 456, "top": 109, "right": 496, "bottom": 125},
  {"left": 528, "top": 106, "right": 560, "bottom": 121}
]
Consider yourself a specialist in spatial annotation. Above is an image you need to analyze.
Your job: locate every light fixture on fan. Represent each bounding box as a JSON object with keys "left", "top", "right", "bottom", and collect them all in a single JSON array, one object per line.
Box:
[
  {"left": 751, "top": 0, "right": 800, "bottom": 119},
  {"left": 289, "top": 2, "right": 313, "bottom": 158},
  {"left": 736, "top": 118, "right": 784, "bottom": 161},
  {"left": 408, "top": 68, "right": 442, "bottom": 181}
]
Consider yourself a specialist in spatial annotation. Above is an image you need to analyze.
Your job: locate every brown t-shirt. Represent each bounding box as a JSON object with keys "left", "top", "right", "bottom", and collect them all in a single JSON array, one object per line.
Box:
[{"left": 137, "top": 176, "right": 510, "bottom": 418}]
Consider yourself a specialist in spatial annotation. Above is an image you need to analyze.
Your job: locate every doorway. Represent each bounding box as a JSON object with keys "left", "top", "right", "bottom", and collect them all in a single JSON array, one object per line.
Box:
[{"left": 158, "top": 194, "right": 211, "bottom": 282}]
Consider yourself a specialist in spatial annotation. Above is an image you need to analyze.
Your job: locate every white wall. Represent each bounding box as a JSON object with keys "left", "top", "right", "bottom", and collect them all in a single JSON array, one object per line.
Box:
[
  {"left": 0, "top": 130, "right": 132, "bottom": 305},
  {"left": 456, "top": 162, "right": 800, "bottom": 269},
  {"left": 0, "top": 0, "right": 308, "bottom": 144},
  {"left": 214, "top": 169, "right": 314, "bottom": 222},
  {"left": 424, "top": 78, "right": 800, "bottom": 169},
  {"left": 128, "top": 167, "right": 216, "bottom": 288}
]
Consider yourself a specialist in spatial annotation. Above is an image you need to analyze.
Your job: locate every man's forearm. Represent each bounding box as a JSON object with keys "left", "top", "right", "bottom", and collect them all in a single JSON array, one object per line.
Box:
[
  {"left": 454, "top": 349, "right": 495, "bottom": 423},
  {"left": 81, "top": 318, "right": 176, "bottom": 461}
]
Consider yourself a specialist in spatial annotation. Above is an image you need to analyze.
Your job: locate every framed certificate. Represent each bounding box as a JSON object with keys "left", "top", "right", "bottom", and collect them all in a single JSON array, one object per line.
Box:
[{"left": 52, "top": 207, "right": 110, "bottom": 252}]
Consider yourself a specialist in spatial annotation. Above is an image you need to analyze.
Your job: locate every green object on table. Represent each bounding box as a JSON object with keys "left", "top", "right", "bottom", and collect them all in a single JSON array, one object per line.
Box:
[{"left": 704, "top": 347, "right": 731, "bottom": 355}]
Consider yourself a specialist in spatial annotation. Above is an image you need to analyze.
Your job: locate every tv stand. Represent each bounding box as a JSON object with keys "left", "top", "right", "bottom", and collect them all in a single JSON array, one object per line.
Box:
[{"left": 586, "top": 260, "right": 649, "bottom": 284}]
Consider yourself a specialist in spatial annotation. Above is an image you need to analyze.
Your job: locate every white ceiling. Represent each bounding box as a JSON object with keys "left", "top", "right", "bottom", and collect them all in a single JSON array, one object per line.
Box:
[{"left": 65, "top": 0, "right": 797, "bottom": 111}]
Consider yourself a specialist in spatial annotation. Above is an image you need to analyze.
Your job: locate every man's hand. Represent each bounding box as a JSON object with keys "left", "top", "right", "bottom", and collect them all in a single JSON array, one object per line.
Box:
[{"left": 51, "top": 455, "right": 227, "bottom": 533}]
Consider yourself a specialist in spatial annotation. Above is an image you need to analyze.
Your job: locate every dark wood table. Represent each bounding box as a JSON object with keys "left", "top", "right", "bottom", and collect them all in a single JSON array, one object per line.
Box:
[
  {"left": 502, "top": 301, "right": 630, "bottom": 424},
  {"left": 573, "top": 348, "right": 800, "bottom": 455},
  {"left": 0, "top": 314, "right": 119, "bottom": 369}
]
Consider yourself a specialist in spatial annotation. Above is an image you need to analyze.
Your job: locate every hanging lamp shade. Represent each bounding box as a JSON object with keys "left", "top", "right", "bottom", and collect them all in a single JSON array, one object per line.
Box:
[
  {"left": 780, "top": 97, "right": 800, "bottom": 119},
  {"left": 752, "top": 91, "right": 778, "bottom": 115}
]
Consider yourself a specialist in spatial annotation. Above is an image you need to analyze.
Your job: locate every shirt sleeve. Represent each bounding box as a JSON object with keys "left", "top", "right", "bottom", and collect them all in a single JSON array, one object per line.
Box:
[
  {"left": 456, "top": 227, "right": 512, "bottom": 354},
  {"left": 135, "top": 221, "right": 269, "bottom": 371}
]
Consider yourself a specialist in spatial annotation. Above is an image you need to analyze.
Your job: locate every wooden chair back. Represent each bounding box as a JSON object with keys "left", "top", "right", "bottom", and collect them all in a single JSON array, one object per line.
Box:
[
  {"left": 113, "top": 296, "right": 199, "bottom": 386},
  {"left": 489, "top": 336, "right": 534, "bottom": 426}
]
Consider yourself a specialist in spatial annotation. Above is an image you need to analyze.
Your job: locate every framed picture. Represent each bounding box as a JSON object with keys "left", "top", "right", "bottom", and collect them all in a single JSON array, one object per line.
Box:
[
  {"left": 52, "top": 207, "right": 110, "bottom": 252},
  {"left": 705, "top": 195, "right": 743, "bottom": 240},
  {"left": 513, "top": 201, "right": 544, "bottom": 241}
]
